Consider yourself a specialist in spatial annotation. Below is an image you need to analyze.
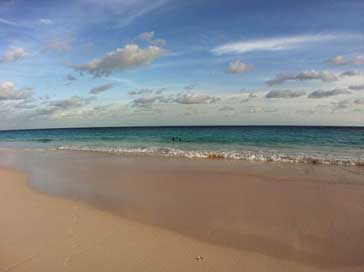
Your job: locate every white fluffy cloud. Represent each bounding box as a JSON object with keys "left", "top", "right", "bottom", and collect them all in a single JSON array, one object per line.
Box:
[
  {"left": 0, "top": 81, "right": 32, "bottom": 101},
  {"left": 227, "top": 60, "right": 252, "bottom": 74},
  {"left": 328, "top": 55, "right": 347, "bottom": 65},
  {"left": 73, "top": 44, "right": 165, "bottom": 77},
  {"left": 0, "top": 48, "right": 28, "bottom": 64}
]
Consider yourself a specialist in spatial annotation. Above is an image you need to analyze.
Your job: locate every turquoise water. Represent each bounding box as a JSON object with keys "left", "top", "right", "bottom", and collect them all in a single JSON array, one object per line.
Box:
[{"left": 0, "top": 126, "right": 363, "bottom": 165}]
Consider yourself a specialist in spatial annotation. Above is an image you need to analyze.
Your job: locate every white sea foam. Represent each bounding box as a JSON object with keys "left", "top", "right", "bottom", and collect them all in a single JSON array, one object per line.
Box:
[{"left": 56, "top": 145, "right": 364, "bottom": 166}]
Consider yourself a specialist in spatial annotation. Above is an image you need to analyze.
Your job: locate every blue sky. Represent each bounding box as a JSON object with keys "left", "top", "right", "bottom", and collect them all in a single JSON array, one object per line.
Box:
[{"left": 1, "top": 0, "right": 364, "bottom": 129}]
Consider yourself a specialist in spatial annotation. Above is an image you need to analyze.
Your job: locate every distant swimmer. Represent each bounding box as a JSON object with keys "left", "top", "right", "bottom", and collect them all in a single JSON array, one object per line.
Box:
[{"left": 171, "top": 137, "right": 182, "bottom": 142}]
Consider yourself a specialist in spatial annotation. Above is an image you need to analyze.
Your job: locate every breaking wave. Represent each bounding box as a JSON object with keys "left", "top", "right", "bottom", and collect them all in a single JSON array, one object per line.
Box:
[{"left": 57, "top": 145, "right": 364, "bottom": 167}]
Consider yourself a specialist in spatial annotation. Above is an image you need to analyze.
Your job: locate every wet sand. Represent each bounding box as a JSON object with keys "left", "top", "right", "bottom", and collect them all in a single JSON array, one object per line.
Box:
[{"left": 1, "top": 149, "right": 364, "bottom": 271}]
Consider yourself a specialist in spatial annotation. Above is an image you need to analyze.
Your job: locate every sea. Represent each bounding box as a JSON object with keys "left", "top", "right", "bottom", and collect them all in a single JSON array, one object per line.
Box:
[{"left": 0, "top": 126, "right": 363, "bottom": 166}]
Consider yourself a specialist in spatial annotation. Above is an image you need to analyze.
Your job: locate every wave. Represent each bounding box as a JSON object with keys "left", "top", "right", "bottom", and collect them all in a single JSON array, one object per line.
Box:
[{"left": 56, "top": 146, "right": 364, "bottom": 167}]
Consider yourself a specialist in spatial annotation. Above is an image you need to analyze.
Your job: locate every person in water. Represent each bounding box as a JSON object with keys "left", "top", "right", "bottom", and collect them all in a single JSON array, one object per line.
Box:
[{"left": 171, "top": 137, "right": 182, "bottom": 142}]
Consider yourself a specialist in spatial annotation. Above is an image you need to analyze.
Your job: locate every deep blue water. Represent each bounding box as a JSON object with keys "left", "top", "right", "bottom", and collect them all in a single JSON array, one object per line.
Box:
[{"left": 0, "top": 126, "right": 364, "bottom": 165}]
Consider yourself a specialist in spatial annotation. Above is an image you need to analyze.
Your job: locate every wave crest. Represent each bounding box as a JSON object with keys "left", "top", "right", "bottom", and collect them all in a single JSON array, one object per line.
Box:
[{"left": 56, "top": 146, "right": 364, "bottom": 167}]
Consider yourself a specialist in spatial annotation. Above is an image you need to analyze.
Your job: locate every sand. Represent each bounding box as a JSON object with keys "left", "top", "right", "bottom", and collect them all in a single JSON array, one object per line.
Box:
[{"left": 1, "top": 149, "right": 364, "bottom": 271}]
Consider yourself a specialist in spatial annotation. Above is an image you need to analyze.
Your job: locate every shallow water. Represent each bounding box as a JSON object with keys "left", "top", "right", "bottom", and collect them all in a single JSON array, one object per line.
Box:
[{"left": 0, "top": 126, "right": 363, "bottom": 165}]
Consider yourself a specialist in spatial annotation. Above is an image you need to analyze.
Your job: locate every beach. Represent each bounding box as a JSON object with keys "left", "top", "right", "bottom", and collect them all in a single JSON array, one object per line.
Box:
[{"left": 1, "top": 148, "right": 364, "bottom": 271}]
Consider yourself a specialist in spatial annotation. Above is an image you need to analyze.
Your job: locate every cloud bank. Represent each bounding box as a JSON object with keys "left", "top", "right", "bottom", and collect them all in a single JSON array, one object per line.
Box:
[
  {"left": 266, "top": 71, "right": 338, "bottom": 86},
  {"left": 308, "top": 88, "right": 351, "bottom": 98},
  {"left": 266, "top": 90, "right": 306, "bottom": 98}
]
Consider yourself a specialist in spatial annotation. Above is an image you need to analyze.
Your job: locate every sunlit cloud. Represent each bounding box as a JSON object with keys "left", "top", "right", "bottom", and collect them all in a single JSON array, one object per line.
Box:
[
  {"left": 0, "top": 48, "right": 28, "bottom": 64},
  {"left": 72, "top": 44, "right": 166, "bottom": 77},
  {"left": 227, "top": 60, "right": 252, "bottom": 74},
  {"left": 327, "top": 55, "right": 364, "bottom": 65},
  {"left": 0, "top": 81, "right": 32, "bottom": 101}
]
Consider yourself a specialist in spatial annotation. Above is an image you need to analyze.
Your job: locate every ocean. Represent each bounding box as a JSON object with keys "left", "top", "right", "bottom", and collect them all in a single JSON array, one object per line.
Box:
[{"left": 0, "top": 126, "right": 363, "bottom": 166}]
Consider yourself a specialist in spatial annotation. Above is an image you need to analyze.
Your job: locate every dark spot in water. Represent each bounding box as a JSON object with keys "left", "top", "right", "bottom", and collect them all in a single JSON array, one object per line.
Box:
[{"left": 34, "top": 138, "right": 53, "bottom": 143}]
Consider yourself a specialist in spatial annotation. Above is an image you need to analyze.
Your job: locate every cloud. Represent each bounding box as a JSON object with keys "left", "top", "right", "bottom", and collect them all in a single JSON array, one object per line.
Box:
[
  {"left": 327, "top": 55, "right": 364, "bottom": 65},
  {"left": 33, "top": 96, "right": 95, "bottom": 117},
  {"left": 184, "top": 84, "right": 197, "bottom": 90},
  {"left": 227, "top": 60, "right": 252, "bottom": 74},
  {"left": 48, "top": 96, "right": 94, "bottom": 109},
  {"left": 331, "top": 100, "right": 352, "bottom": 110},
  {"left": 128, "top": 88, "right": 154, "bottom": 95},
  {"left": 39, "top": 18, "right": 54, "bottom": 25},
  {"left": 132, "top": 93, "right": 220, "bottom": 107},
  {"left": 340, "top": 70, "right": 361, "bottom": 77},
  {"left": 327, "top": 55, "right": 347, "bottom": 65},
  {"left": 0, "top": 18, "right": 20, "bottom": 27},
  {"left": 138, "top": 31, "right": 166, "bottom": 46},
  {"left": 132, "top": 95, "right": 164, "bottom": 107},
  {"left": 211, "top": 34, "right": 363, "bottom": 55},
  {"left": 0, "top": 81, "right": 33, "bottom": 101},
  {"left": 66, "top": 74, "right": 77, "bottom": 81},
  {"left": 0, "top": 48, "right": 28, "bottom": 64},
  {"left": 354, "top": 55, "right": 364, "bottom": 65},
  {"left": 349, "top": 84, "right": 364, "bottom": 91},
  {"left": 89, "top": 83, "right": 114, "bottom": 94},
  {"left": 266, "top": 90, "right": 306, "bottom": 98},
  {"left": 354, "top": 98, "right": 364, "bottom": 105},
  {"left": 174, "top": 94, "right": 220, "bottom": 104},
  {"left": 14, "top": 101, "right": 37, "bottom": 110},
  {"left": 42, "top": 39, "right": 71, "bottom": 53},
  {"left": 219, "top": 105, "right": 235, "bottom": 111},
  {"left": 266, "top": 71, "right": 338, "bottom": 86},
  {"left": 72, "top": 44, "right": 165, "bottom": 77},
  {"left": 308, "top": 88, "right": 351, "bottom": 98}
]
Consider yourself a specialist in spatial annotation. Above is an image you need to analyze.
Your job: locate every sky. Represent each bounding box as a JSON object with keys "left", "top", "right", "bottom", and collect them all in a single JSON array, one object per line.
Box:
[{"left": 0, "top": 0, "right": 364, "bottom": 129}]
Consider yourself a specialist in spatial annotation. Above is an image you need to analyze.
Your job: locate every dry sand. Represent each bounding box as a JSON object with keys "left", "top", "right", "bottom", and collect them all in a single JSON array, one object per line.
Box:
[{"left": 1, "top": 149, "right": 364, "bottom": 271}]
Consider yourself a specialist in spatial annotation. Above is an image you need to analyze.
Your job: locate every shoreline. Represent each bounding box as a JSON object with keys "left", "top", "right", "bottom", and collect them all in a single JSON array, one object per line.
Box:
[
  {"left": 2, "top": 144, "right": 364, "bottom": 167},
  {"left": 1, "top": 149, "right": 364, "bottom": 271}
]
